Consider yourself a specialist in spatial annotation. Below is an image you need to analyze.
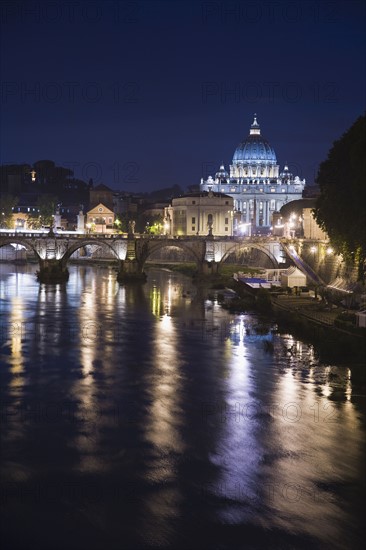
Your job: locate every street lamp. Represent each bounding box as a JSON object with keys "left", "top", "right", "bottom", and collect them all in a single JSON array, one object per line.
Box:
[
  {"left": 114, "top": 218, "right": 121, "bottom": 233},
  {"left": 238, "top": 222, "right": 251, "bottom": 237}
]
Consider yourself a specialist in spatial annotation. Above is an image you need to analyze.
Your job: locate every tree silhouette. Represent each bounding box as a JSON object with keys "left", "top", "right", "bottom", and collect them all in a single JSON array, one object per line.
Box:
[
  {"left": 0, "top": 194, "right": 18, "bottom": 228},
  {"left": 314, "top": 114, "right": 366, "bottom": 280},
  {"left": 28, "top": 195, "right": 58, "bottom": 228}
]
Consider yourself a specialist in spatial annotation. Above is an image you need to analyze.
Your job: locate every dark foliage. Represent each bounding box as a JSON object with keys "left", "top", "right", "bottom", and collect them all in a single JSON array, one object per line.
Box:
[{"left": 314, "top": 115, "right": 366, "bottom": 279}]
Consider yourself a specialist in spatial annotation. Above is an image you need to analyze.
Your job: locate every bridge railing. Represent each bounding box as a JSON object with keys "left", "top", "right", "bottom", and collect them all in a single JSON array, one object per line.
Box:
[
  {"left": 0, "top": 232, "right": 131, "bottom": 239},
  {"left": 1, "top": 232, "right": 284, "bottom": 244},
  {"left": 0, "top": 232, "right": 47, "bottom": 238}
]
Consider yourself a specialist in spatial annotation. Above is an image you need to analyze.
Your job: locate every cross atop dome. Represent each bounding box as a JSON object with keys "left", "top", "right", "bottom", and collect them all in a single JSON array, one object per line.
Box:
[{"left": 250, "top": 114, "right": 260, "bottom": 135}]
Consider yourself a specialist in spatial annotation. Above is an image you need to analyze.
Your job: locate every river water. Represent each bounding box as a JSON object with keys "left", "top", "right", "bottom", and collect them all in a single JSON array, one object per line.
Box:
[{"left": 0, "top": 264, "right": 365, "bottom": 550}]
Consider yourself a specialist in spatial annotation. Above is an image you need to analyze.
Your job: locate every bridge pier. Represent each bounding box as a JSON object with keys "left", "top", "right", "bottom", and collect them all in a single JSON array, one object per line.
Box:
[
  {"left": 201, "top": 261, "right": 220, "bottom": 275},
  {"left": 117, "top": 259, "right": 147, "bottom": 283},
  {"left": 36, "top": 259, "right": 69, "bottom": 283}
]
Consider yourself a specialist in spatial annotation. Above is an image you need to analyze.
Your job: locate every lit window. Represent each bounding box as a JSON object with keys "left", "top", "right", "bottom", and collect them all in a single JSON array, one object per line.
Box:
[{"left": 270, "top": 188, "right": 275, "bottom": 192}]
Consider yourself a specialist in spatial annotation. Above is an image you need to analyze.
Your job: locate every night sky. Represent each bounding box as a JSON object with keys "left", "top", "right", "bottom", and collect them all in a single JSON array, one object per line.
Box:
[{"left": 1, "top": 0, "right": 365, "bottom": 192}]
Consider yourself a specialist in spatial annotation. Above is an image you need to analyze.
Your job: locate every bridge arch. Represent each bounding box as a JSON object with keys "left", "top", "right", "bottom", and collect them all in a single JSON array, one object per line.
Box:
[
  {"left": 219, "top": 242, "right": 279, "bottom": 268},
  {"left": 137, "top": 239, "right": 204, "bottom": 270},
  {"left": 62, "top": 238, "right": 122, "bottom": 262},
  {"left": 0, "top": 237, "right": 40, "bottom": 259}
]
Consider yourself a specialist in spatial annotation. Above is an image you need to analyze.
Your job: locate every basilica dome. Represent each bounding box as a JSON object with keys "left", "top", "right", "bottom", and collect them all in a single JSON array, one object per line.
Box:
[{"left": 232, "top": 116, "right": 277, "bottom": 163}]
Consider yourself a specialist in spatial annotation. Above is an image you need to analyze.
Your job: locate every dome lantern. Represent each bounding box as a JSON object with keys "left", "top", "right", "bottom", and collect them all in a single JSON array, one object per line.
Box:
[{"left": 250, "top": 114, "right": 261, "bottom": 135}]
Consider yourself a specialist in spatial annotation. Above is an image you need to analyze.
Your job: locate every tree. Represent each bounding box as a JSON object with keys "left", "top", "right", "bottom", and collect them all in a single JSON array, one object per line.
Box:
[
  {"left": 137, "top": 213, "right": 164, "bottom": 234},
  {"left": 0, "top": 194, "right": 18, "bottom": 228},
  {"left": 314, "top": 115, "right": 366, "bottom": 280},
  {"left": 146, "top": 214, "right": 164, "bottom": 235},
  {"left": 33, "top": 160, "right": 73, "bottom": 191},
  {"left": 114, "top": 212, "right": 134, "bottom": 233},
  {"left": 28, "top": 195, "right": 58, "bottom": 228}
]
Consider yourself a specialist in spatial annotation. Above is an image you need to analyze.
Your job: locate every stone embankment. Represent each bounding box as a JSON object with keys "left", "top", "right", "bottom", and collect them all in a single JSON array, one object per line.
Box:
[{"left": 271, "top": 295, "right": 338, "bottom": 326}]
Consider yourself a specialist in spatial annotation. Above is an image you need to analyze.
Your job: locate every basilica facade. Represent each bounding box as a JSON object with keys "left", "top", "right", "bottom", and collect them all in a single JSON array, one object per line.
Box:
[{"left": 200, "top": 116, "right": 305, "bottom": 233}]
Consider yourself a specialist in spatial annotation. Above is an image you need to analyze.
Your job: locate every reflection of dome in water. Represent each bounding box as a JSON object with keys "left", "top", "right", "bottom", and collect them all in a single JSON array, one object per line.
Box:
[{"left": 232, "top": 115, "right": 277, "bottom": 163}]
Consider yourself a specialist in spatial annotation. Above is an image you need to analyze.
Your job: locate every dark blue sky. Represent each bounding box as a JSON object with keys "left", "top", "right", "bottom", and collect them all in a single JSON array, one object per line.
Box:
[{"left": 1, "top": 0, "right": 365, "bottom": 191}]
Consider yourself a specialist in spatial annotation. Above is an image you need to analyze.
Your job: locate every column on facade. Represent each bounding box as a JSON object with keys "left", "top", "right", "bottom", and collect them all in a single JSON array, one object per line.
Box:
[{"left": 265, "top": 200, "right": 269, "bottom": 226}]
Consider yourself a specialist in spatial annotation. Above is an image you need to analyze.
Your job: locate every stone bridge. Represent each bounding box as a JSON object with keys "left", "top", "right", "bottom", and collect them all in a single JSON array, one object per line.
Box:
[{"left": 0, "top": 232, "right": 287, "bottom": 283}]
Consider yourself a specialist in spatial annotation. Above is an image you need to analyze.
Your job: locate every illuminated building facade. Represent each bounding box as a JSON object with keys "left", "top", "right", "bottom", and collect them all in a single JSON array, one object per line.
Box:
[
  {"left": 164, "top": 191, "right": 234, "bottom": 236},
  {"left": 200, "top": 116, "right": 305, "bottom": 233}
]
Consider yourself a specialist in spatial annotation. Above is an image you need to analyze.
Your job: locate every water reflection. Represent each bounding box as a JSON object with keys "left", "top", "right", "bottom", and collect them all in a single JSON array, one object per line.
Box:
[
  {"left": 214, "top": 316, "right": 260, "bottom": 523},
  {"left": 0, "top": 264, "right": 364, "bottom": 550}
]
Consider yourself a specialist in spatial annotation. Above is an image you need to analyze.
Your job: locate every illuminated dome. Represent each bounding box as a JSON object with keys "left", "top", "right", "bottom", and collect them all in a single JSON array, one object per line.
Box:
[
  {"left": 199, "top": 113, "right": 306, "bottom": 231},
  {"left": 215, "top": 163, "right": 229, "bottom": 181},
  {"left": 232, "top": 115, "right": 277, "bottom": 163}
]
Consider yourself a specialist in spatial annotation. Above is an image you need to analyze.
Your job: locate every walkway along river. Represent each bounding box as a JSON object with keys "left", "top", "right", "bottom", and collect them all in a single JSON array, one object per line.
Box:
[{"left": 0, "top": 264, "right": 365, "bottom": 550}]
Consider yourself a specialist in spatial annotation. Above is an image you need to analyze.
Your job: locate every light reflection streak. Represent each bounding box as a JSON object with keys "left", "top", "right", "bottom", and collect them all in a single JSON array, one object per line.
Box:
[
  {"left": 37, "top": 284, "right": 63, "bottom": 356},
  {"left": 142, "top": 310, "right": 183, "bottom": 544},
  {"left": 214, "top": 316, "right": 260, "bottom": 522},
  {"left": 345, "top": 368, "right": 352, "bottom": 401},
  {"left": 151, "top": 285, "right": 161, "bottom": 317},
  {"left": 145, "top": 313, "right": 184, "bottom": 454},
  {"left": 70, "top": 272, "right": 102, "bottom": 473},
  {"left": 8, "top": 296, "right": 25, "bottom": 389},
  {"left": 2, "top": 289, "right": 27, "bottom": 447}
]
